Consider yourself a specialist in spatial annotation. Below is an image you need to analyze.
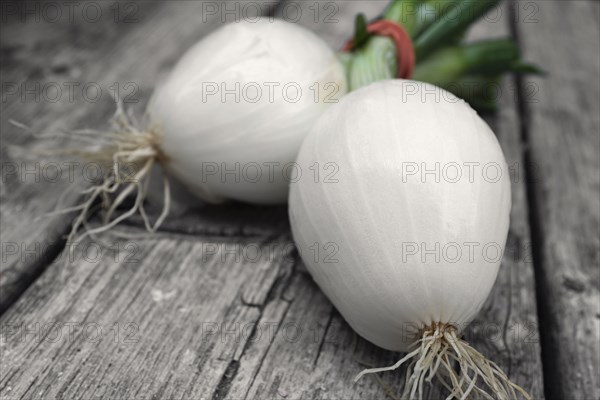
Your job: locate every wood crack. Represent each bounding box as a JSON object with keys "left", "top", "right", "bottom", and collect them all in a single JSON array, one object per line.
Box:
[
  {"left": 313, "top": 309, "right": 335, "bottom": 368},
  {"left": 509, "top": 6, "right": 553, "bottom": 400},
  {"left": 212, "top": 249, "right": 296, "bottom": 400}
]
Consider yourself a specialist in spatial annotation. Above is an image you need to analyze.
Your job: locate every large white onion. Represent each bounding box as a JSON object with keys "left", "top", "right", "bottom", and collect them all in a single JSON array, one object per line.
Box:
[
  {"left": 147, "top": 19, "right": 347, "bottom": 204},
  {"left": 290, "top": 79, "right": 510, "bottom": 353}
]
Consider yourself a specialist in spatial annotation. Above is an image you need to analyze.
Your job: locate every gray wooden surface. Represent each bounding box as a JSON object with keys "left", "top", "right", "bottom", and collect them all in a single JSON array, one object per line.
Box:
[
  {"left": 0, "top": 1, "right": 598, "bottom": 399},
  {"left": 514, "top": 1, "right": 600, "bottom": 399}
]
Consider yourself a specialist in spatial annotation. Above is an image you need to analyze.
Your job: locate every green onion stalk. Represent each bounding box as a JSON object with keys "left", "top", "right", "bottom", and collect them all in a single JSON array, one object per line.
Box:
[{"left": 342, "top": 0, "right": 543, "bottom": 111}]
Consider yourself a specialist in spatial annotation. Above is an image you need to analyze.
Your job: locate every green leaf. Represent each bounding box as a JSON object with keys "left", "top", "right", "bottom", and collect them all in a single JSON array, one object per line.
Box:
[
  {"left": 414, "top": 0, "right": 501, "bottom": 60},
  {"left": 413, "top": 0, "right": 462, "bottom": 38},
  {"left": 383, "top": 0, "right": 427, "bottom": 37},
  {"left": 412, "top": 39, "right": 534, "bottom": 83},
  {"left": 446, "top": 74, "right": 502, "bottom": 113},
  {"left": 353, "top": 13, "right": 370, "bottom": 50},
  {"left": 510, "top": 61, "right": 546, "bottom": 76}
]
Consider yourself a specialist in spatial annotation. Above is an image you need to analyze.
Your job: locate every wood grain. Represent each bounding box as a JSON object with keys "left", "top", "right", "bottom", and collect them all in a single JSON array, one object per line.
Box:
[
  {"left": 515, "top": 1, "right": 600, "bottom": 399},
  {"left": 460, "top": 5, "right": 545, "bottom": 398},
  {"left": 0, "top": 0, "right": 163, "bottom": 314},
  {"left": 0, "top": 228, "right": 293, "bottom": 399}
]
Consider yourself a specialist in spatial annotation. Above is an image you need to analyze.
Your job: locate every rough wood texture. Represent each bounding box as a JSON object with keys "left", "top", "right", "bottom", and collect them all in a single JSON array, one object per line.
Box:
[
  {"left": 462, "top": 7, "right": 544, "bottom": 398},
  {"left": 0, "top": 225, "right": 436, "bottom": 400},
  {"left": 515, "top": 1, "right": 600, "bottom": 399},
  {"left": 0, "top": 0, "right": 160, "bottom": 313},
  {"left": 0, "top": 229, "right": 293, "bottom": 399}
]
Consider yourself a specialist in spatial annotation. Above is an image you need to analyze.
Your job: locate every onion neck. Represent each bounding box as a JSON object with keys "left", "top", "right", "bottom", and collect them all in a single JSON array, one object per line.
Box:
[
  {"left": 341, "top": 37, "right": 397, "bottom": 91},
  {"left": 340, "top": 0, "right": 538, "bottom": 108},
  {"left": 341, "top": 0, "right": 422, "bottom": 91}
]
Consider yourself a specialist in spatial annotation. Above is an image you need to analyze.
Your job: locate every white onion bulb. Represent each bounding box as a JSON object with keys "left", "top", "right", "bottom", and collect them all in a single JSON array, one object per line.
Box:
[
  {"left": 290, "top": 80, "right": 520, "bottom": 398},
  {"left": 59, "top": 20, "right": 346, "bottom": 246},
  {"left": 147, "top": 19, "right": 347, "bottom": 204}
]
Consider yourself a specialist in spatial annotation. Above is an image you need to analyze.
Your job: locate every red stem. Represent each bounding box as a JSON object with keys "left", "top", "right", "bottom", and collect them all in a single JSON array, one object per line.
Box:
[{"left": 343, "top": 19, "right": 415, "bottom": 80}]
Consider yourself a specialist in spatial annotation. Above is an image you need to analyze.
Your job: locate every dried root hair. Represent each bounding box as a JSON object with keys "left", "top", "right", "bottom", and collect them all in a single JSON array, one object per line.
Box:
[
  {"left": 13, "top": 100, "right": 171, "bottom": 255},
  {"left": 354, "top": 322, "right": 532, "bottom": 400}
]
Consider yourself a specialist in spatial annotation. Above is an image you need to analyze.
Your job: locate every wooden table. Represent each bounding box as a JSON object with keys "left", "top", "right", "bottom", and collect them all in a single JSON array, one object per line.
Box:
[{"left": 1, "top": 1, "right": 598, "bottom": 399}]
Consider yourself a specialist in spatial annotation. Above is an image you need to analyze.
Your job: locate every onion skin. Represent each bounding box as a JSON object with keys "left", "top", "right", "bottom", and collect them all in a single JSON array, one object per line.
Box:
[
  {"left": 147, "top": 20, "right": 347, "bottom": 204},
  {"left": 289, "top": 80, "right": 511, "bottom": 352}
]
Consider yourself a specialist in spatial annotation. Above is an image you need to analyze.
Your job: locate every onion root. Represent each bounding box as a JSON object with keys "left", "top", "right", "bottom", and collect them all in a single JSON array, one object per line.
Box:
[
  {"left": 42, "top": 101, "right": 171, "bottom": 255},
  {"left": 354, "top": 322, "right": 531, "bottom": 400}
]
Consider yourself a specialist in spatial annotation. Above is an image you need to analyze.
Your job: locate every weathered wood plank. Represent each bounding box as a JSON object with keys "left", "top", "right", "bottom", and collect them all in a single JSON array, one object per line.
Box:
[
  {"left": 0, "top": 0, "right": 284, "bottom": 314},
  {"left": 460, "top": 5, "right": 545, "bottom": 398},
  {"left": 0, "top": 228, "right": 292, "bottom": 399},
  {"left": 515, "top": 1, "right": 600, "bottom": 399},
  {"left": 127, "top": 202, "right": 289, "bottom": 238},
  {"left": 0, "top": 0, "right": 163, "bottom": 314},
  {"left": 465, "top": 99, "right": 545, "bottom": 398}
]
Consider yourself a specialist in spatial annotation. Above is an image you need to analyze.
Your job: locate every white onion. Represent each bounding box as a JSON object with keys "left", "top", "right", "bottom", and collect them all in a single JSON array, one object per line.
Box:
[
  {"left": 289, "top": 80, "right": 521, "bottom": 398},
  {"left": 147, "top": 19, "right": 347, "bottom": 204},
  {"left": 58, "top": 19, "right": 346, "bottom": 245}
]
